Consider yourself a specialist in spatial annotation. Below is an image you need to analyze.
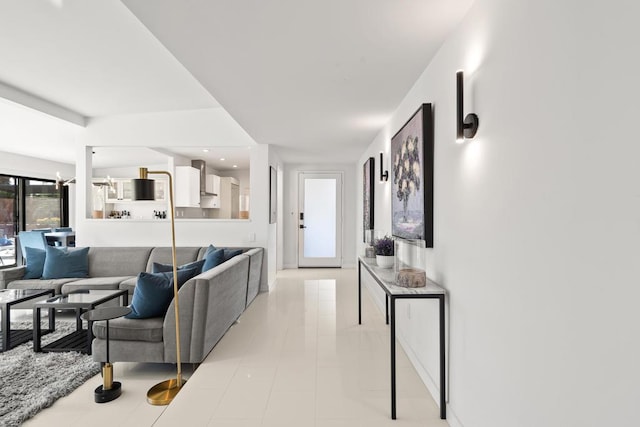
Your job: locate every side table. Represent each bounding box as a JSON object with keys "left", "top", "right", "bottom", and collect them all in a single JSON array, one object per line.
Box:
[
  {"left": 358, "top": 256, "right": 447, "bottom": 420},
  {"left": 81, "top": 306, "right": 131, "bottom": 403}
]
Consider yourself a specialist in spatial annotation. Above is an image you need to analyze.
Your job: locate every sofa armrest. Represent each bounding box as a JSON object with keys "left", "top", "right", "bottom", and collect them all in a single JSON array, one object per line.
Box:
[
  {"left": 243, "top": 248, "right": 264, "bottom": 307},
  {"left": 0, "top": 266, "right": 26, "bottom": 289},
  {"left": 162, "top": 254, "right": 250, "bottom": 363}
]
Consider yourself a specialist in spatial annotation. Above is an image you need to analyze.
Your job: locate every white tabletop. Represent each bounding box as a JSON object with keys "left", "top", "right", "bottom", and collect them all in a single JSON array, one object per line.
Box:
[{"left": 359, "top": 256, "right": 445, "bottom": 296}]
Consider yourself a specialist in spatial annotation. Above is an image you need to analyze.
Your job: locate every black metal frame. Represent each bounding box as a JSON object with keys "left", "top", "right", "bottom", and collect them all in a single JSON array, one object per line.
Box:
[
  {"left": 33, "top": 289, "right": 128, "bottom": 354},
  {"left": 269, "top": 166, "right": 277, "bottom": 224},
  {"left": 358, "top": 258, "right": 446, "bottom": 420},
  {"left": 0, "top": 289, "right": 55, "bottom": 352},
  {"left": 390, "top": 103, "right": 434, "bottom": 246}
]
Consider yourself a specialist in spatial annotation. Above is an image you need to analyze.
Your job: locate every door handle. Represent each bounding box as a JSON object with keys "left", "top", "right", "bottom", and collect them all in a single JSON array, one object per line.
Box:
[{"left": 299, "top": 225, "right": 306, "bottom": 229}]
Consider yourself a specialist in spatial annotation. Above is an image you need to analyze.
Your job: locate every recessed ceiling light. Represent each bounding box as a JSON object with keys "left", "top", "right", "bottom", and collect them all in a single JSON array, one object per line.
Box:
[
  {"left": 202, "top": 149, "right": 209, "bottom": 152},
  {"left": 220, "top": 158, "right": 225, "bottom": 161},
  {"left": 233, "top": 165, "right": 238, "bottom": 168}
]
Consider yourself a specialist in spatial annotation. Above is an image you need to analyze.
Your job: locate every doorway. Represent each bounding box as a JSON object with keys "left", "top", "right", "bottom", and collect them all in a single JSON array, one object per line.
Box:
[{"left": 297, "top": 172, "right": 343, "bottom": 267}]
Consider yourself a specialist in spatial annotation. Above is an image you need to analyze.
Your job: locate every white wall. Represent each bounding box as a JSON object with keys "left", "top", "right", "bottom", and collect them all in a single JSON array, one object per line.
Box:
[
  {"left": 358, "top": 0, "right": 640, "bottom": 426},
  {"left": 283, "top": 163, "right": 356, "bottom": 269},
  {"left": 269, "top": 150, "right": 284, "bottom": 284},
  {"left": 0, "top": 150, "right": 74, "bottom": 182}
]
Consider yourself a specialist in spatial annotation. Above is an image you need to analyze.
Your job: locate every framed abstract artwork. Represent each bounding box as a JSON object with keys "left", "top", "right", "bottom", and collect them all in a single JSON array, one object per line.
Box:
[
  {"left": 269, "top": 166, "right": 277, "bottom": 224},
  {"left": 390, "top": 103, "right": 434, "bottom": 246},
  {"left": 363, "top": 157, "right": 375, "bottom": 242}
]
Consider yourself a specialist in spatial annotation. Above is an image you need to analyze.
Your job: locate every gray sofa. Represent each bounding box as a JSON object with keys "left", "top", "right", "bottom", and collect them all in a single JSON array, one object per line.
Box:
[{"left": 0, "top": 246, "right": 264, "bottom": 364}]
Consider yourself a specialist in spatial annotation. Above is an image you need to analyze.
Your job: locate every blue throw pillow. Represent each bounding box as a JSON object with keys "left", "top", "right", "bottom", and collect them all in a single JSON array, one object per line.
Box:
[
  {"left": 202, "top": 246, "right": 225, "bottom": 272},
  {"left": 126, "top": 267, "right": 198, "bottom": 319},
  {"left": 151, "top": 259, "right": 205, "bottom": 275},
  {"left": 23, "top": 247, "right": 46, "bottom": 279},
  {"left": 204, "top": 245, "right": 243, "bottom": 264},
  {"left": 42, "top": 246, "right": 89, "bottom": 279},
  {"left": 223, "top": 248, "right": 243, "bottom": 261}
]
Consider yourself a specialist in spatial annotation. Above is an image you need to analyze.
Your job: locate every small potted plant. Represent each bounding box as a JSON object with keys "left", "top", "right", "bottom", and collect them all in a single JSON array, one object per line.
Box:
[{"left": 374, "top": 235, "right": 394, "bottom": 268}]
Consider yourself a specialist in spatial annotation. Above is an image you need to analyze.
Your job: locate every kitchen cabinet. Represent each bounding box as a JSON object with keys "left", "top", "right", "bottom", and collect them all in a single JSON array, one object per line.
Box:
[
  {"left": 104, "top": 179, "right": 133, "bottom": 202},
  {"left": 206, "top": 174, "right": 220, "bottom": 195},
  {"left": 200, "top": 175, "right": 221, "bottom": 208},
  {"left": 175, "top": 166, "right": 200, "bottom": 207},
  {"left": 212, "top": 177, "right": 239, "bottom": 219}
]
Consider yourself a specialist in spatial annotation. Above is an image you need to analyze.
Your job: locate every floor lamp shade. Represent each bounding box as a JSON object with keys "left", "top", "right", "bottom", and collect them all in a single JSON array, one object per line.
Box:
[{"left": 132, "top": 179, "right": 155, "bottom": 201}]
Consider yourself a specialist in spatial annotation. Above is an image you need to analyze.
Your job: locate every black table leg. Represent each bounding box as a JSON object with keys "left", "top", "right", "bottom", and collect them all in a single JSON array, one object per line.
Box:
[
  {"left": 75, "top": 308, "right": 82, "bottom": 330},
  {"left": 439, "top": 295, "right": 446, "bottom": 419},
  {"left": 86, "top": 319, "right": 93, "bottom": 355},
  {"left": 2, "top": 302, "right": 10, "bottom": 351},
  {"left": 390, "top": 296, "right": 396, "bottom": 420},
  {"left": 358, "top": 261, "right": 362, "bottom": 325},
  {"left": 33, "top": 307, "right": 41, "bottom": 352},
  {"left": 48, "top": 306, "right": 54, "bottom": 330},
  {"left": 385, "top": 295, "right": 389, "bottom": 325}
]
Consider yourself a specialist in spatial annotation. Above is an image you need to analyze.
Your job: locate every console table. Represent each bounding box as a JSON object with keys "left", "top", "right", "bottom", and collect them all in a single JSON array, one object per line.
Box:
[{"left": 357, "top": 256, "right": 446, "bottom": 420}]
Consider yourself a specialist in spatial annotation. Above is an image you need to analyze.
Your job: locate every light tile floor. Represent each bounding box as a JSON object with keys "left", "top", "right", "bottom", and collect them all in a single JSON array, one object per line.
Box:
[{"left": 22, "top": 268, "right": 448, "bottom": 427}]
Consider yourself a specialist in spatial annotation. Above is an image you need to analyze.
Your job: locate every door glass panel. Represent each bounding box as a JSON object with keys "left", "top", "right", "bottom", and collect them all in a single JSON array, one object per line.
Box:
[
  {"left": 25, "top": 179, "right": 61, "bottom": 230},
  {"left": 303, "top": 178, "right": 336, "bottom": 258},
  {"left": 0, "top": 176, "right": 17, "bottom": 266}
]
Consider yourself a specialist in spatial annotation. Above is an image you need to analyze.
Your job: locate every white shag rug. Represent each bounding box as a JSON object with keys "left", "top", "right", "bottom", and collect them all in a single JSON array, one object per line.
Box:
[{"left": 0, "top": 321, "right": 100, "bottom": 427}]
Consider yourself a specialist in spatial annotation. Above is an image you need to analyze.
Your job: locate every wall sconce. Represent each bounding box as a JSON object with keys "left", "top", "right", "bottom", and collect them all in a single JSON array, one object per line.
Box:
[
  {"left": 456, "top": 70, "right": 479, "bottom": 142},
  {"left": 379, "top": 152, "right": 389, "bottom": 182}
]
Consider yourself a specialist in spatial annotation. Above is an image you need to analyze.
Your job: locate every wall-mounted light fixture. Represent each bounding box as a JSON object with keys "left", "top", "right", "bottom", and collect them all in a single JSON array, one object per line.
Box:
[
  {"left": 456, "top": 70, "right": 479, "bottom": 142},
  {"left": 379, "top": 152, "right": 389, "bottom": 182}
]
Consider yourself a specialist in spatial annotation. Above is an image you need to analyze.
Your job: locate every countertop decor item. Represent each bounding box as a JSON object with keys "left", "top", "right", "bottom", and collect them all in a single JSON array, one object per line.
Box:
[
  {"left": 396, "top": 268, "right": 426, "bottom": 287},
  {"left": 374, "top": 235, "right": 395, "bottom": 268},
  {"left": 393, "top": 238, "right": 427, "bottom": 287},
  {"left": 132, "top": 167, "right": 185, "bottom": 405}
]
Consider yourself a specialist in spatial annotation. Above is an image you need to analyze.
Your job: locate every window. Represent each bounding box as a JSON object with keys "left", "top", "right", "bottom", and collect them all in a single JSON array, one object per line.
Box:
[
  {"left": 24, "top": 179, "right": 61, "bottom": 230},
  {"left": 0, "top": 174, "right": 67, "bottom": 268},
  {"left": 0, "top": 176, "right": 17, "bottom": 267}
]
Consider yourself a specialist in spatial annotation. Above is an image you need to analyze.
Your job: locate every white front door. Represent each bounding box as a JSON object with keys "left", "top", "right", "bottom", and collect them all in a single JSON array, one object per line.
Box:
[{"left": 298, "top": 172, "right": 343, "bottom": 267}]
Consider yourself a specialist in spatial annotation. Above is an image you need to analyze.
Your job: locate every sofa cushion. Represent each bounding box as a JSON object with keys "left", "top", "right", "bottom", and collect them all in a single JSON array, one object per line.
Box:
[
  {"left": 119, "top": 277, "right": 137, "bottom": 294},
  {"left": 152, "top": 259, "right": 205, "bottom": 275},
  {"left": 126, "top": 268, "right": 198, "bottom": 319},
  {"left": 202, "top": 247, "right": 225, "bottom": 272},
  {"left": 42, "top": 246, "right": 89, "bottom": 279},
  {"left": 93, "top": 316, "right": 164, "bottom": 342},
  {"left": 145, "top": 247, "right": 201, "bottom": 272},
  {"left": 7, "top": 278, "right": 80, "bottom": 295},
  {"left": 87, "top": 247, "right": 154, "bottom": 277},
  {"left": 61, "top": 276, "right": 134, "bottom": 295},
  {"left": 23, "top": 247, "right": 46, "bottom": 279}
]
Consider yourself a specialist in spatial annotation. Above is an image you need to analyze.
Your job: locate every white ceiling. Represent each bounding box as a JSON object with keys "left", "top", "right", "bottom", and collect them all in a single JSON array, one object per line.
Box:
[{"left": 0, "top": 0, "right": 475, "bottom": 167}]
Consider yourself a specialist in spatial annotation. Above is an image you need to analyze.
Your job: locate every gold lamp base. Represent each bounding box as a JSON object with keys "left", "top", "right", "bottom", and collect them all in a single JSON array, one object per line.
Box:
[{"left": 147, "top": 378, "right": 186, "bottom": 405}]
